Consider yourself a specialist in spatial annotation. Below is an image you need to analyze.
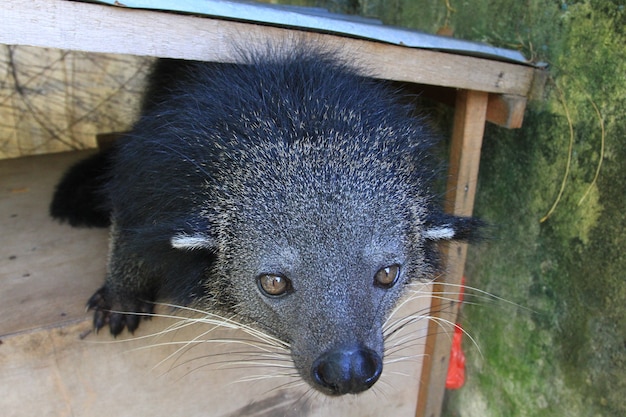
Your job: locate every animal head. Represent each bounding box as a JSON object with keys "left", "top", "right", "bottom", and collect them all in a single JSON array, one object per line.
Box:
[
  {"left": 168, "top": 110, "right": 476, "bottom": 395},
  {"left": 160, "top": 51, "right": 480, "bottom": 395}
]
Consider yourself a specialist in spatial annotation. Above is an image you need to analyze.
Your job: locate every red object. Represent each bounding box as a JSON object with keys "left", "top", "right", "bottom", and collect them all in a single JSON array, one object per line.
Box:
[
  {"left": 445, "top": 277, "right": 466, "bottom": 390},
  {"left": 445, "top": 324, "right": 466, "bottom": 389}
]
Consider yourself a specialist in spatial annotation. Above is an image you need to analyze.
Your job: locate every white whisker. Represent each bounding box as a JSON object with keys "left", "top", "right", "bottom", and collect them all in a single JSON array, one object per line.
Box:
[{"left": 384, "top": 355, "right": 425, "bottom": 366}]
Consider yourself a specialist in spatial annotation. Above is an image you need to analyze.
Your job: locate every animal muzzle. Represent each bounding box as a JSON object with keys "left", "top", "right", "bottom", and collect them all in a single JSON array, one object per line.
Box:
[{"left": 311, "top": 344, "right": 383, "bottom": 395}]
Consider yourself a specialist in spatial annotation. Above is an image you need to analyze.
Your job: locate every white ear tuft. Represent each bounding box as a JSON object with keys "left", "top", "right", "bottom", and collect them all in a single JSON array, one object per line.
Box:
[
  {"left": 423, "top": 226, "right": 455, "bottom": 241},
  {"left": 171, "top": 233, "right": 214, "bottom": 250}
]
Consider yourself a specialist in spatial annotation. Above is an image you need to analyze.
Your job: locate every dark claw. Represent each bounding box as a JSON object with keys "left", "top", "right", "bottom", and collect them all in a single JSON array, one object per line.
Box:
[
  {"left": 125, "top": 313, "right": 140, "bottom": 334},
  {"left": 86, "top": 286, "right": 154, "bottom": 336},
  {"left": 92, "top": 308, "right": 109, "bottom": 333},
  {"left": 86, "top": 287, "right": 108, "bottom": 311},
  {"left": 87, "top": 287, "right": 111, "bottom": 333},
  {"left": 108, "top": 312, "right": 126, "bottom": 336}
]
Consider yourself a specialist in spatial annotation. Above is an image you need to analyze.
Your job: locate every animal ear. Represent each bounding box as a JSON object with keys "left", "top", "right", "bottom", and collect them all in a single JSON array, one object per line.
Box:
[
  {"left": 423, "top": 213, "right": 483, "bottom": 242},
  {"left": 170, "top": 217, "right": 217, "bottom": 251},
  {"left": 170, "top": 232, "right": 216, "bottom": 251}
]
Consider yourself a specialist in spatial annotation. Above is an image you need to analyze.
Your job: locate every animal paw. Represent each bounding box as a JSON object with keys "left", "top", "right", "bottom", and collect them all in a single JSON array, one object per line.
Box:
[{"left": 86, "top": 286, "right": 154, "bottom": 336}]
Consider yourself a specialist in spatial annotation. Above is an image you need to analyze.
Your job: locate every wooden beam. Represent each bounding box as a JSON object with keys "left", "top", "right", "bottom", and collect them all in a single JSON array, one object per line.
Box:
[
  {"left": 486, "top": 93, "right": 527, "bottom": 129},
  {"left": 0, "top": 0, "right": 536, "bottom": 95},
  {"left": 409, "top": 84, "right": 528, "bottom": 129},
  {"left": 444, "top": 90, "right": 489, "bottom": 216},
  {"left": 416, "top": 89, "right": 488, "bottom": 417}
]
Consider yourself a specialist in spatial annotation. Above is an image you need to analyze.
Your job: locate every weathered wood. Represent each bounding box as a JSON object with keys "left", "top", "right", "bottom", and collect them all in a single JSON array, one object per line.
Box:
[
  {"left": 0, "top": 151, "right": 109, "bottom": 335},
  {"left": 486, "top": 93, "right": 527, "bottom": 129},
  {"left": 444, "top": 90, "right": 489, "bottom": 216},
  {"left": 415, "top": 90, "right": 488, "bottom": 417},
  {"left": 0, "top": 0, "right": 536, "bottom": 96},
  {"left": 528, "top": 67, "right": 550, "bottom": 101},
  {"left": 0, "top": 47, "right": 148, "bottom": 159},
  {"left": 0, "top": 151, "right": 431, "bottom": 416},
  {"left": 409, "top": 85, "right": 528, "bottom": 129}
]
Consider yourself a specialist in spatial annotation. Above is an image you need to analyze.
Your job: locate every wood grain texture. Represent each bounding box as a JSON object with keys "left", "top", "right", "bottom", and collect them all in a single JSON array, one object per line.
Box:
[
  {"left": 0, "top": 151, "right": 109, "bottom": 336},
  {"left": 415, "top": 90, "right": 488, "bottom": 417},
  {"left": 0, "top": 0, "right": 535, "bottom": 95},
  {"left": 487, "top": 93, "right": 527, "bottom": 129}
]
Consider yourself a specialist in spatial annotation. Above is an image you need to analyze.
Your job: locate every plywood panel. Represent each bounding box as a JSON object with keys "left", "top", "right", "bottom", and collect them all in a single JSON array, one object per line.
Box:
[
  {"left": 0, "top": 151, "right": 109, "bottom": 335},
  {"left": 0, "top": 48, "right": 150, "bottom": 159}
]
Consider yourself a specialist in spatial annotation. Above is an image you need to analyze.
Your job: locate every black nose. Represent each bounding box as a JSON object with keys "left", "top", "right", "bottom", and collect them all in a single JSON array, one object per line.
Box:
[{"left": 311, "top": 345, "right": 383, "bottom": 395}]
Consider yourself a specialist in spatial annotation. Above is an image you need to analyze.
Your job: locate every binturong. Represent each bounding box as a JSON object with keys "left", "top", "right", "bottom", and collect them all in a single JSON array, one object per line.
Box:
[{"left": 50, "top": 45, "right": 481, "bottom": 396}]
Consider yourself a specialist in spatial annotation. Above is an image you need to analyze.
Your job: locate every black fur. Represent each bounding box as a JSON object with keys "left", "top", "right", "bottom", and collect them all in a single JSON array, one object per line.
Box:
[
  {"left": 50, "top": 150, "right": 112, "bottom": 228},
  {"left": 51, "top": 46, "right": 482, "bottom": 394}
]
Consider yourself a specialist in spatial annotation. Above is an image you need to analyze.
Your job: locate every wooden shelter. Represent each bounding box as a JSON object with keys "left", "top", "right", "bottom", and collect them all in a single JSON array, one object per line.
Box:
[{"left": 0, "top": 1, "right": 545, "bottom": 416}]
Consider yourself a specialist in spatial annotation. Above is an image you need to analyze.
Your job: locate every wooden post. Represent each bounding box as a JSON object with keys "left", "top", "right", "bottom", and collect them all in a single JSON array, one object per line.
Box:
[{"left": 415, "top": 89, "right": 488, "bottom": 417}]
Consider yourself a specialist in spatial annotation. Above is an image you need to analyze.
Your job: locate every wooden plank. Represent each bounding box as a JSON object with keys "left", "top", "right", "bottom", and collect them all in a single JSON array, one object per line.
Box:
[
  {"left": 528, "top": 67, "right": 549, "bottom": 101},
  {"left": 408, "top": 84, "right": 528, "bottom": 129},
  {"left": 0, "top": 151, "right": 109, "bottom": 336},
  {"left": 0, "top": 151, "right": 431, "bottom": 416},
  {"left": 486, "top": 93, "right": 527, "bottom": 129},
  {"left": 1, "top": 307, "right": 430, "bottom": 417},
  {"left": 444, "top": 90, "right": 489, "bottom": 216},
  {"left": 415, "top": 90, "right": 488, "bottom": 417},
  {"left": 0, "top": 0, "right": 536, "bottom": 96},
  {"left": 0, "top": 47, "right": 148, "bottom": 160}
]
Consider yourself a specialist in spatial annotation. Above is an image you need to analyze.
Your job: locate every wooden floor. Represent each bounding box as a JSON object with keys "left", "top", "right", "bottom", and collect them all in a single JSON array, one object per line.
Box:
[{"left": 0, "top": 151, "right": 432, "bottom": 417}]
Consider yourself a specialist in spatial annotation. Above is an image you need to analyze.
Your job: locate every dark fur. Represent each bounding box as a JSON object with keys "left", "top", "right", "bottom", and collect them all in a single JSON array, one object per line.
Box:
[
  {"left": 51, "top": 46, "right": 480, "bottom": 395},
  {"left": 50, "top": 150, "right": 112, "bottom": 227}
]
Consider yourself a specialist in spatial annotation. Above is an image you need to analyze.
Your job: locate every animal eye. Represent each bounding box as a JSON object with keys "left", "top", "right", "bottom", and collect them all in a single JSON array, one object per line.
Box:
[
  {"left": 257, "top": 274, "right": 292, "bottom": 297},
  {"left": 374, "top": 264, "right": 401, "bottom": 288}
]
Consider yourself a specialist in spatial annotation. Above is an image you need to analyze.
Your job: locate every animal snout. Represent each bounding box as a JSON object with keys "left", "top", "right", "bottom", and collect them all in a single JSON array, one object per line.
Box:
[{"left": 311, "top": 344, "right": 382, "bottom": 395}]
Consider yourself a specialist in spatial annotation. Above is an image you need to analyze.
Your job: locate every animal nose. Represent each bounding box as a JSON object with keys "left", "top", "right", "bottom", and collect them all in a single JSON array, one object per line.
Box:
[{"left": 311, "top": 345, "right": 382, "bottom": 395}]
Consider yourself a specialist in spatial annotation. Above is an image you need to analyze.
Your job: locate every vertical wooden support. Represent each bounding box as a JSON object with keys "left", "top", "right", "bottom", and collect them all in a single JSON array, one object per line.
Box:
[{"left": 415, "top": 89, "right": 488, "bottom": 417}]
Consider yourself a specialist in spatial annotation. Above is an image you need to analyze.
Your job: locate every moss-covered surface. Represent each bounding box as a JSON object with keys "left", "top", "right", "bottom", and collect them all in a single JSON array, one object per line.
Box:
[
  {"left": 432, "top": 2, "right": 626, "bottom": 416},
  {"left": 267, "top": 1, "right": 626, "bottom": 415}
]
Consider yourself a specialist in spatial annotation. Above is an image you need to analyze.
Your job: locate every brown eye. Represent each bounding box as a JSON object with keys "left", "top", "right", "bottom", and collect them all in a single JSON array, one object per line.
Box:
[
  {"left": 257, "top": 274, "right": 292, "bottom": 297},
  {"left": 374, "top": 264, "right": 401, "bottom": 288}
]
